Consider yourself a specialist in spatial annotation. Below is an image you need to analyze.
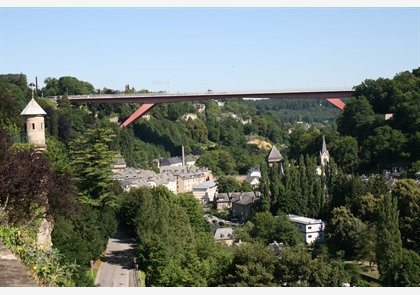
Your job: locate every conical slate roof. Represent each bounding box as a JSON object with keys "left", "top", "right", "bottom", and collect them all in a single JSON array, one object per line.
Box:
[
  {"left": 20, "top": 98, "right": 46, "bottom": 116},
  {"left": 267, "top": 145, "right": 284, "bottom": 162},
  {"left": 321, "top": 135, "right": 328, "bottom": 154}
]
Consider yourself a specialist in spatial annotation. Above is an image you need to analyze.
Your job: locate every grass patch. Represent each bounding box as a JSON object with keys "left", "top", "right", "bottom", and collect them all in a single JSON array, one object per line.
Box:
[{"left": 138, "top": 270, "right": 146, "bottom": 287}]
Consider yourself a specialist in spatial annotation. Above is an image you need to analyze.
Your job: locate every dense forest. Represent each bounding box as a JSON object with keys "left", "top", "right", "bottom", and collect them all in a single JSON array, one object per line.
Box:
[{"left": 0, "top": 68, "right": 419, "bottom": 286}]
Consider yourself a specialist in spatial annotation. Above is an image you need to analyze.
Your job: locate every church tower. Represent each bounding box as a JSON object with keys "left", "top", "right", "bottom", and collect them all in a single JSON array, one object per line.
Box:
[
  {"left": 319, "top": 135, "right": 330, "bottom": 167},
  {"left": 20, "top": 87, "right": 47, "bottom": 153}
]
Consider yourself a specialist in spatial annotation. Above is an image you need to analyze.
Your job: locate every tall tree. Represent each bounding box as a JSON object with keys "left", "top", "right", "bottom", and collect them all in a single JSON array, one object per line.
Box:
[
  {"left": 69, "top": 127, "right": 118, "bottom": 208},
  {"left": 376, "top": 193, "right": 402, "bottom": 286},
  {"left": 391, "top": 179, "right": 420, "bottom": 250}
]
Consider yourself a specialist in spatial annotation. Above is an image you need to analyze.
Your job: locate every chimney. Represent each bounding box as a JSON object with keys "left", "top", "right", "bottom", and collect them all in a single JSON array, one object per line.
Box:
[{"left": 182, "top": 145, "right": 185, "bottom": 166}]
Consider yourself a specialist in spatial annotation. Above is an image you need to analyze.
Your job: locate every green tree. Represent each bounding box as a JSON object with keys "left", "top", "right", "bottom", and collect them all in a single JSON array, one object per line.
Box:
[
  {"left": 326, "top": 206, "right": 367, "bottom": 259},
  {"left": 336, "top": 96, "right": 378, "bottom": 142},
  {"left": 275, "top": 246, "right": 312, "bottom": 286},
  {"left": 361, "top": 125, "right": 408, "bottom": 170},
  {"left": 329, "top": 135, "right": 359, "bottom": 173},
  {"left": 175, "top": 193, "right": 208, "bottom": 233},
  {"left": 391, "top": 179, "right": 420, "bottom": 250},
  {"left": 223, "top": 242, "right": 277, "bottom": 286},
  {"left": 376, "top": 193, "right": 403, "bottom": 286},
  {"left": 216, "top": 175, "right": 242, "bottom": 193},
  {"left": 355, "top": 223, "right": 377, "bottom": 269},
  {"left": 396, "top": 249, "right": 420, "bottom": 286},
  {"left": 69, "top": 128, "right": 118, "bottom": 208}
]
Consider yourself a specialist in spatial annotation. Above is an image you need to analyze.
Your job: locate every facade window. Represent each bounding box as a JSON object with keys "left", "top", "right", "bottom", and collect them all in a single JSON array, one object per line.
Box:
[
  {"left": 32, "top": 123, "right": 35, "bottom": 130},
  {"left": 41, "top": 123, "right": 43, "bottom": 129},
  {"left": 308, "top": 235, "right": 312, "bottom": 238},
  {"left": 308, "top": 226, "right": 312, "bottom": 229}
]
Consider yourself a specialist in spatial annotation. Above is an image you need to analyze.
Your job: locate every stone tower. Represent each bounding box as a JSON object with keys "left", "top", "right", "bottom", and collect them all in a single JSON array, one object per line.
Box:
[
  {"left": 20, "top": 94, "right": 47, "bottom": 152},
  {"left": 319, "top": 135, "right": 330, "bottom": 167},
  {"left": 267, "top": 145, "right": 284, "bottom": 167}
]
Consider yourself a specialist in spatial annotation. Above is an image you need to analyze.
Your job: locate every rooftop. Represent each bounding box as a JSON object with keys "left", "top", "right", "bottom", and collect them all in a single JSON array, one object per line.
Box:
[
  {"left": 288, "top": 214, "right": 324, "bottom": 225},
  {"left": 20, "top": 98, "right": 47, "bottom": 116}
]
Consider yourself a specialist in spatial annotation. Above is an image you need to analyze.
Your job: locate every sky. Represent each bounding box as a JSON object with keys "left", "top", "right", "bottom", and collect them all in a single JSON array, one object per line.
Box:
[{"left": 0, "top": 2, "right": 419, "bottom": 94}]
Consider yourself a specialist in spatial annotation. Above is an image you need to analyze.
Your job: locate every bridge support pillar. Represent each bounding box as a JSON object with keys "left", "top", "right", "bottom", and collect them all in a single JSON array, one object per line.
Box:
[
  {"left": 325, "top": 98, "right": 346, "bottom": 110},
  {"left": 120, "top": 103, "right": 156, "bottom": 128}
]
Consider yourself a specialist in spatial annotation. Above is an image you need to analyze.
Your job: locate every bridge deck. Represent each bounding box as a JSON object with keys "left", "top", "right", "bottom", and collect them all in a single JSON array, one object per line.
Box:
[
  {"left": 67, "top": 88, "right": 354, "bottom": 104},
  {"left": 65, "top": 88, "right": 354, "bottom": 127}
]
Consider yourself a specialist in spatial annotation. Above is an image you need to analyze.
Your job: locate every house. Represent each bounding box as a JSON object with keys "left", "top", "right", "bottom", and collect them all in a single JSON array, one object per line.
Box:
[
  {"left": 231, "top": 191, "right": 260, "bottom": 224},
  {"left": 192, "top": 181, "right": 218, "bottom": 204},
  {"left": 159, "top": 157, "right": 183, "bottom": 167},
  {"left": 245, "top": 167, "right": 261, "bottom": 188},
  {"left": 111, "top": 154, "right": 127, "bottom": 172},
  {"left": 193, "top": 103, "right": 206, "bottom": 113},
  {"left": 288, "top": 214, "right": 325, "bottom": 244},
  {"left": 109, "top": 116, "right": 119, "bottom": 123},
  {"left": 112, "top": 167, "right": 177, "bottom": 194},
  {"left": 213, "top": 228, "right": 234, "bottom": 246},
  {"left": 160, "top": 165, "right": 212, "bottom": 193},
  {"left": 159, "top": 155, "right": 196, "bottom": 167},
  {"left": 213, "top": 192, "right": 232, "bottom": 211},
  {"left": 269, "top": 241, "right": 284, "bottom": 258},
  {"left": 245, "top": 175, "right": 260, "bottom": 188}
]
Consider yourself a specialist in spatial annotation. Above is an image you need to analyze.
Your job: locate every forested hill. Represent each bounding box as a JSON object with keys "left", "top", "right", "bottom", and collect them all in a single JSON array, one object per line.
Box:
[
  {"left": 1, "top": 68, "right": 420, "bottom": 287},
  {"left": 1, "top": 68, "right": 419, "bottom": 176},
  {"left": 243, "top": 97, "right": 343, "bottom": 124}
]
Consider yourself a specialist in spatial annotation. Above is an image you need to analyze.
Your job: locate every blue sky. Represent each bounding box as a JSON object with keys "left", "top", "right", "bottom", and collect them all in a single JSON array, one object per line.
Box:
[{"left": 0, "top": 6, "right": 419, "bottom": 93}]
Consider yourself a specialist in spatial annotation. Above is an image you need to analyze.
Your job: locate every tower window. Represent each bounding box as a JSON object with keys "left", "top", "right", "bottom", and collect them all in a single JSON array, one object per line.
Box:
[
  {"left": 41, "top": 123, "right": 43, "bottom": 130},
  {"left": 32, "top": 123, "right": 35, "bottom": 130}
]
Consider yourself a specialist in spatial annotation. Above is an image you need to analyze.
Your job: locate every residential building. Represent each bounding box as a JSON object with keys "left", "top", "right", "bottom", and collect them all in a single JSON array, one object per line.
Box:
[
  {"left": 288, "top": 214, "right": 325, "bottom": 244},
  {"left": 193, "top": 103, "right": 206, "bottom": 113},
  {"left": 213, "top": 192, "right": 232, "bottom": 211},
  {"left": 192, "top": 181, "right": 218, "bottom": 204},
  {"left": 159, "top": 155, "right": 196, "bottom": 167},
  {"left": 213, "top": 228, "right": 234, "bottom": 246},
  {"left": 113, "top": 167, "right": 177, "bottom": 194},
  {"left": 245, "top": 167, "right": 262, "bottom": 188},
  {"left": 111, "top": 154, "right": 127, "bottom": 172},
  {"left": 230, "top": 191, "right": 260, "bottom": 223},
  {"left": 160, "top": 165, "right": 212, "bottom": 193},
  {"left": 269, "top": 241, "right": 284, "bottom": 258}
]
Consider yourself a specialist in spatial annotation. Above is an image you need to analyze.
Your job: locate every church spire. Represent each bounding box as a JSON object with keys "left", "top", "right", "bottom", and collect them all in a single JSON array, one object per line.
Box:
[
  {"left": 319, "top": 135, "right": 330, "bottom": 166},
  {"left": 322, "top": 135, "right": 327, "bottom": 154}
]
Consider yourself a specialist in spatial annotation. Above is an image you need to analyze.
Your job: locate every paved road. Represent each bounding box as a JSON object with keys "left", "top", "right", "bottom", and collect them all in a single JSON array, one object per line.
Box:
[{"left": 95, "top": 226, "right": 138, "bottom": 287}]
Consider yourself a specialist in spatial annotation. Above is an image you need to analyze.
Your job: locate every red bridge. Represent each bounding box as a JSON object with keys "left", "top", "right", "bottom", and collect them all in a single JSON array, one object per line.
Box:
[{"left": 67, "top": 88, "right": 354, "bottom": 128}]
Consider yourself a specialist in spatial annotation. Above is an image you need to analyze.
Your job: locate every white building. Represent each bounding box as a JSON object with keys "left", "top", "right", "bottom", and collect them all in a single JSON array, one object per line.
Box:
[
  {"left": 288, "top": 214, "right": 325, "bottom": 244},
  {"left": 192, "top": 181, "right": 218, "bottom": 204}
]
